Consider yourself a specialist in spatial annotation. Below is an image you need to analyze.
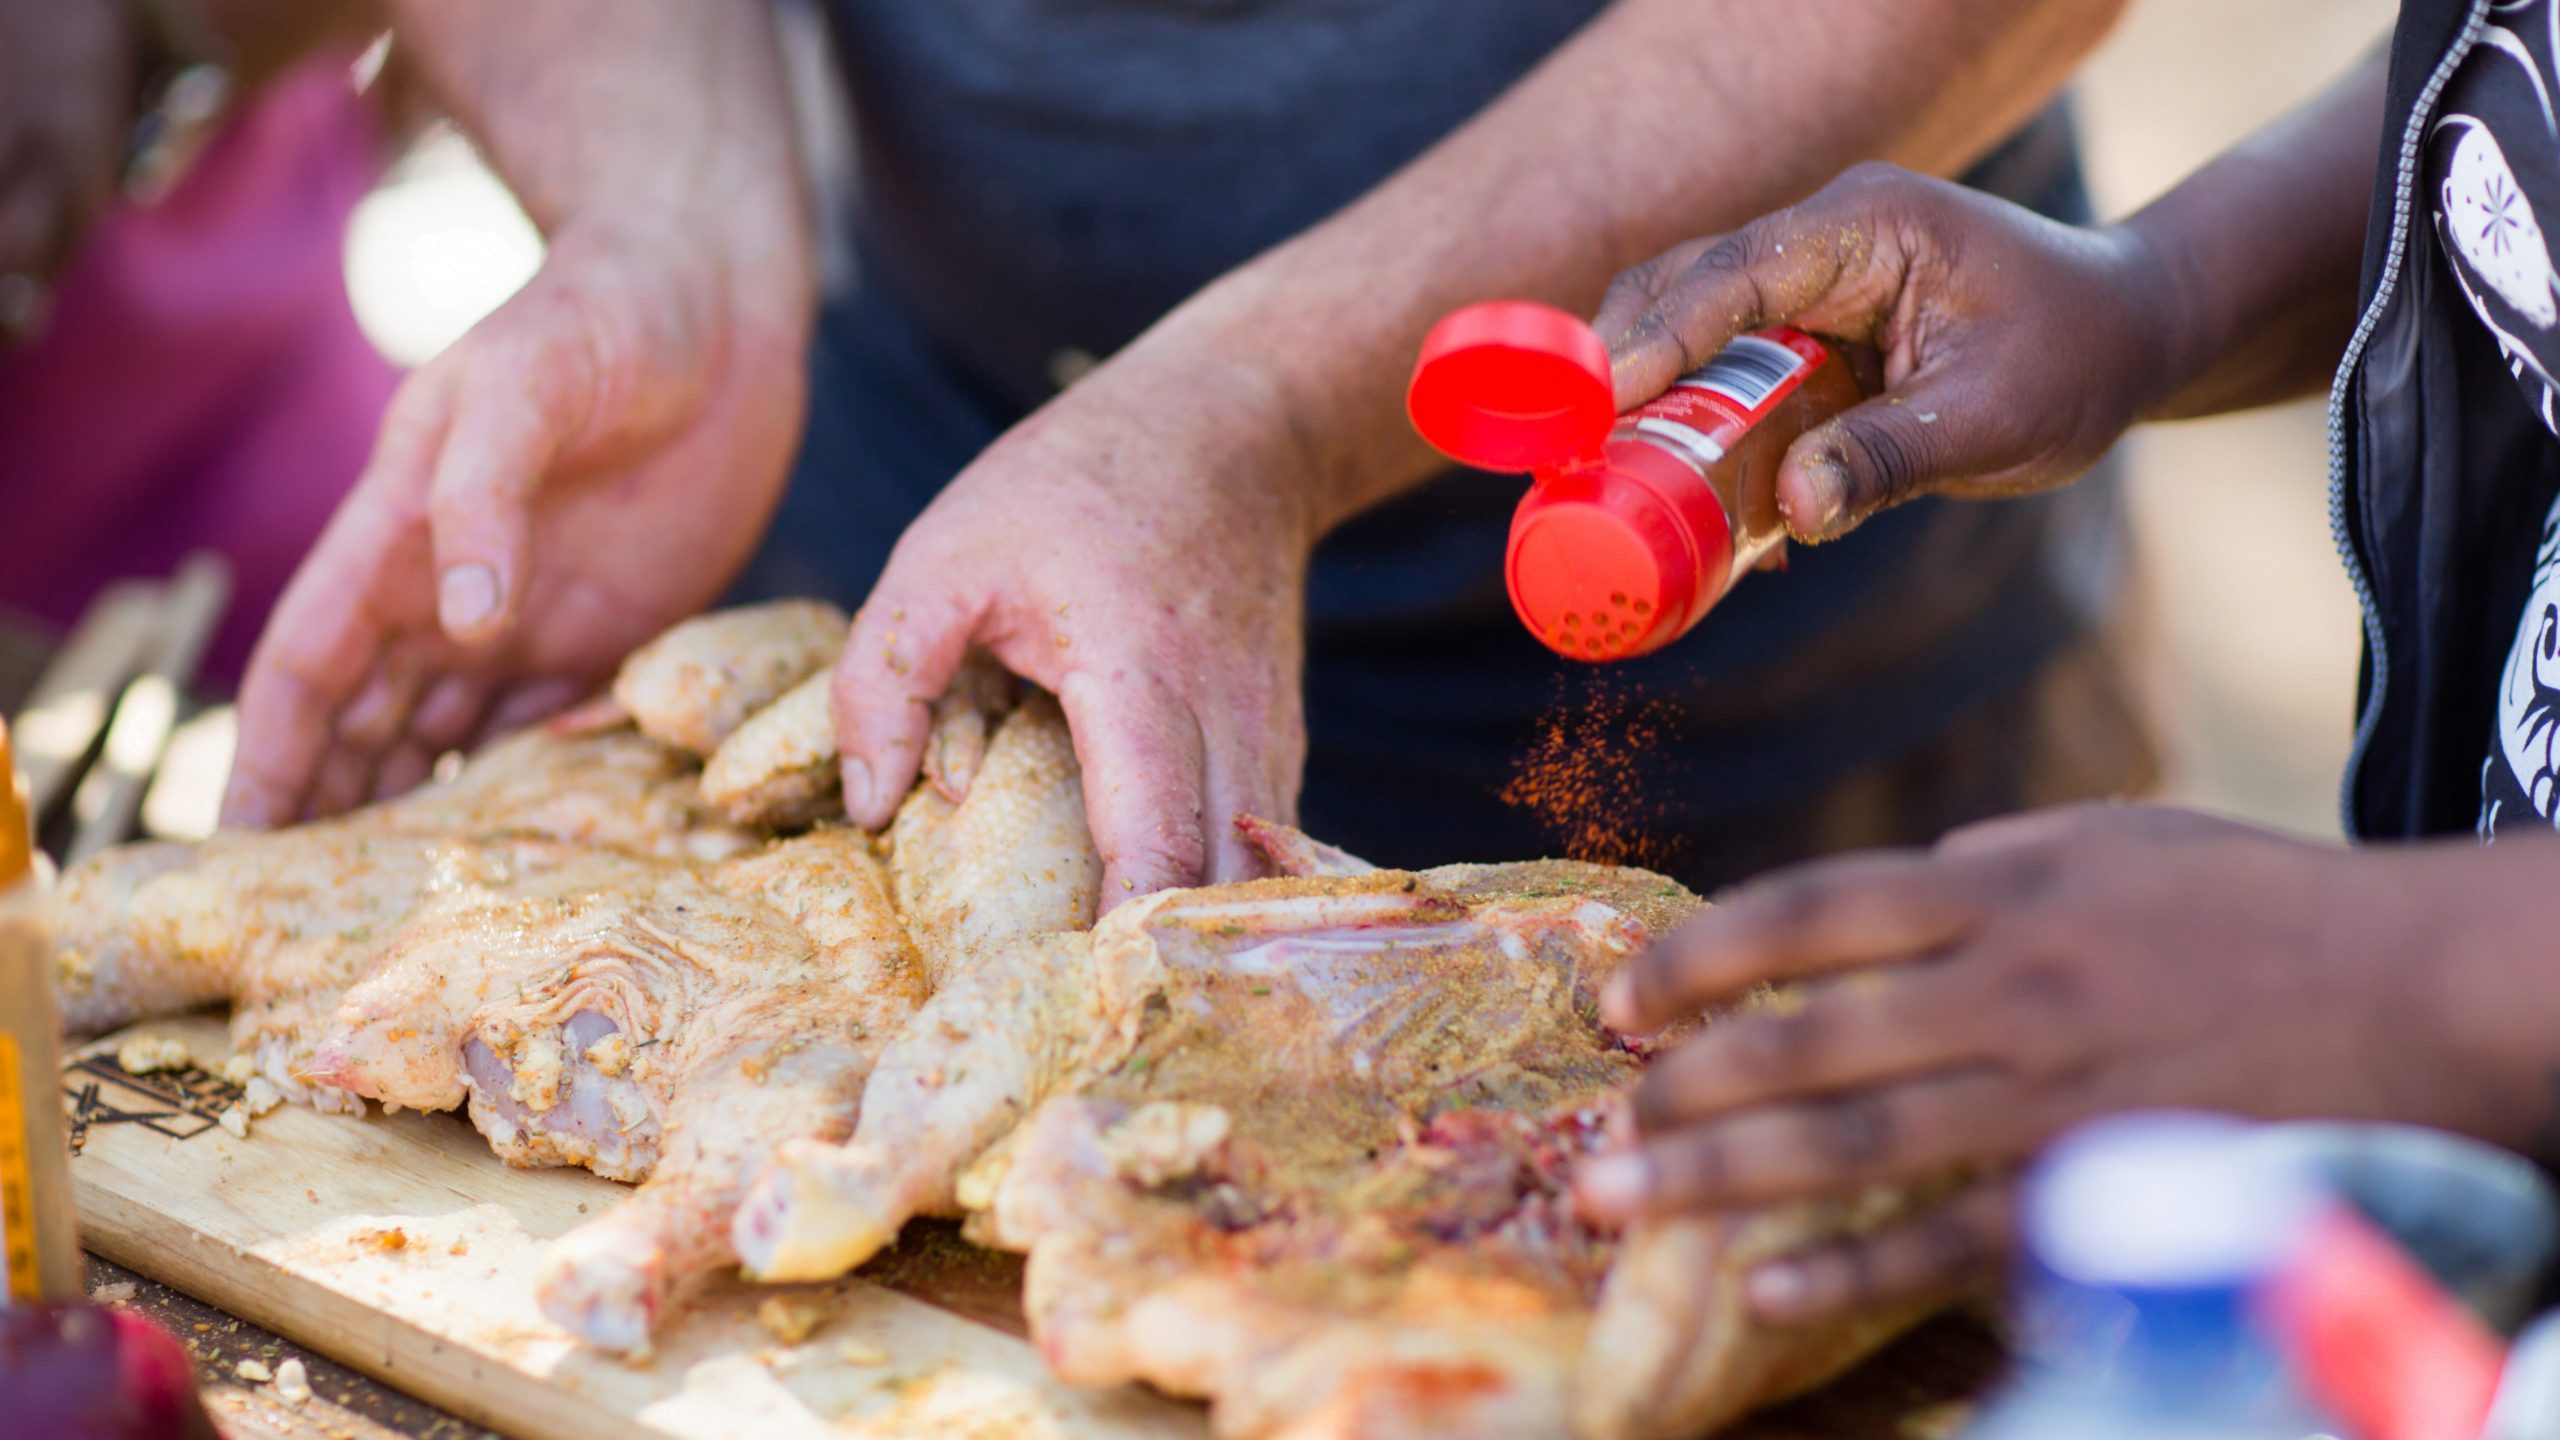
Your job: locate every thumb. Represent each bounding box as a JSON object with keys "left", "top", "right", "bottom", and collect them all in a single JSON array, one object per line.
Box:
[
  {"left": 1775, "top": 376, "right": 2000, "bottom": 542},
  {"left": 426, "top": 383, "right": 559, "bottom": 644},
  {"left": 834, "top": 579, "right": 977, "bottom": 830}
]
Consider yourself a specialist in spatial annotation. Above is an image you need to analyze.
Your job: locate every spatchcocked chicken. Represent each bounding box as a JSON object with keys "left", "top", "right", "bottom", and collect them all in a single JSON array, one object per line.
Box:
[
  {"left": 733, "top": 821, "right": 1926, "bottom": 1438},
  {"left": 53, "top": 604, "right": 1098, "bottom": 1353},
  {"left": 53, "top": 602, "right": 1931, "bottom": 1435}
]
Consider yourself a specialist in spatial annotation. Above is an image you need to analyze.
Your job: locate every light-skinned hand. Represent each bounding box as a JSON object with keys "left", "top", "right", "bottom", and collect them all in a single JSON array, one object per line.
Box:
[
  {"left": 223, "top": 217, "right": 810, "bottom": 823},
  {"left": 828, "top": 339, "right": 1312, "bottom": 905}
]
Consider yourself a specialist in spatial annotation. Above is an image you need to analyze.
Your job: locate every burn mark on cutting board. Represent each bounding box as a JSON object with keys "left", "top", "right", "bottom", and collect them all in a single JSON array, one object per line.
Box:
[{"left": 59, "top": 1053, "right": 243, "bottom": 1154}]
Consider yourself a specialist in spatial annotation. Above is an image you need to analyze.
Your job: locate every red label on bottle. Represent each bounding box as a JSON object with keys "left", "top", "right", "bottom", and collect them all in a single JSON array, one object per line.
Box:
[{"left": 1624, "top": 328, "right": 1826, "bottom": 470}]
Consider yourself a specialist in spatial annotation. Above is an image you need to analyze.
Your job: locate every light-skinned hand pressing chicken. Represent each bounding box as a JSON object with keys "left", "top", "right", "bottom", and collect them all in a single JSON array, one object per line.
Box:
[{"left": 1571, "top": 49, "right": 2560, "bottom": 1328}]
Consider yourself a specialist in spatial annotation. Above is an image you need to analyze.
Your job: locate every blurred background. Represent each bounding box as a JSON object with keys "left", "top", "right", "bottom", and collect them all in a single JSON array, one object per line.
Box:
[{"left": 2079, "top": 0, "right": 2397, "bottom": 839}]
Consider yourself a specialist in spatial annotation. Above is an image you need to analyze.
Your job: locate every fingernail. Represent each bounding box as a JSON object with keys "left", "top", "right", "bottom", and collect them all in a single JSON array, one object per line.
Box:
[
  {"left": 1600, "top": 974, "right": 1639, "bottom": 1031},
  {"left": 1801, "top": 464, "right": 1849, "bottom": 538},
  {"left": 1746, "top": 1261, "right": 1810, "bottom": 1319},
  {"left": 1575, "top": 1152, "right": 1653, "bottom": 1215},
  {"left": 439, "top": 564, "right": 500, "bottom": 632},
  {"left": 840, "top": 757, "right": 874, "bottom": 820}
]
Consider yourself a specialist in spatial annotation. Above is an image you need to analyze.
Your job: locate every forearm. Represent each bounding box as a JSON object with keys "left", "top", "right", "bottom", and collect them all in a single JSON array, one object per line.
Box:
[
  {"left": 2117, "top": 48, "right": 2384, "bottom": 422},
  {"left": 1133, "top": 0, "right": 2128, "bottom": 534},
  {"left": 385, "top": 0, "right": 810, "bottom": 324},
  {"left": 2401, "top": 835, "right": 2560, "bottom": 1159}
]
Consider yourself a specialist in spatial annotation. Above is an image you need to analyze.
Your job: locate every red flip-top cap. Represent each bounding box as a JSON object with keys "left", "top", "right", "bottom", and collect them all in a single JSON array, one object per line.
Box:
[{"left": 1407, "top": 300, "right": 1614, "bottom": 472}]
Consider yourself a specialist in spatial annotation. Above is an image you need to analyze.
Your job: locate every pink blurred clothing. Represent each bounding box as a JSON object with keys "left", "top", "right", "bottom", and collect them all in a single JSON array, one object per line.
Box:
[{"left": 0, "top": 54, "right": 398, "bottom": 688}]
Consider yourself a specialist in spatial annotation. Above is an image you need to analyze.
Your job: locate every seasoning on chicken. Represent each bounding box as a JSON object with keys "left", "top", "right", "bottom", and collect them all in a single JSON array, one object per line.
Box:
[
  {"left": 610, "top": 599, "right": 849, "bottom": 756},
  {"left": 53, "top": 725, "right": 755, "bottom": 1110},
  {"left": 887, "top": 683, "right": 1100, "bottom": 986},
  {"left": 738, "top": 821, "right": 1927, "bottom": 1439},
  {"left": 50, "top": 605, "right": 1104, "bottom": 1353},
  {"left": 308, "top": 828, "right": 926, "bottom": 1353}
]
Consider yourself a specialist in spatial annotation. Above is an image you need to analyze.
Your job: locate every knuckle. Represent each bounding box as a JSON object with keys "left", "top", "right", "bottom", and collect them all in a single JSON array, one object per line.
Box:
[
  {"left": 1811, "top": 1091, "right": 1896, "bottom": 1170},
  {"left": 1835, "top": 414, "right": 1930, "bottom": 507},
  {"left": 1602, "top": 264, "right": 1667, "bottom": 315},
  {"left": 1109, "top": 823, "right": 1211, "bottom": 891},
  {"left": 1652, "top": 1130, "right": 1729, "bottom": 1204},
  {"left": 1620, "top": 308, "right": 1697, "bottom": 377},
  {"left": 1836, "top": 160, "right": 1915, "bottom": 196},
  {"left": 1715, "top": 1006, "right": 1825, "bottom": 1090}
]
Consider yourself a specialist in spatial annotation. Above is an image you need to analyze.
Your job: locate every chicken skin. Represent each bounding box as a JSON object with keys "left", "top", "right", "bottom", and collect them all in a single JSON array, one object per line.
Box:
[
  {"left": 309, "top": 828, "right": 926, "bottom": 1352},
  {"left": 53, "top": 724, "right": 755, "bottom": 1110},
  {"left": 53, "top": 604, "right": 1104, "bottom": 1353},
  {"left": 737, "top": 823, "right": 1929, "bottom": 1440}
]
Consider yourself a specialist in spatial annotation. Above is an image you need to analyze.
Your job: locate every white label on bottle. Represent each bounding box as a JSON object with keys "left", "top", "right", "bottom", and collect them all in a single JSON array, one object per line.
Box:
[
  {"left": 1674, "top": 334, "right": 1810, "bottom": 412},
  {"left": 1634, "top": 416, "right": 1728, "bottom": 467}
]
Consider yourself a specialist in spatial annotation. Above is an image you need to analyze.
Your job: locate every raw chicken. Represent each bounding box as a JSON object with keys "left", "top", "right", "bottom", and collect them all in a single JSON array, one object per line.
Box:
[
  {"left": 696, "top": 647, "right": 1101, "bottom": 978},
  {"left": 52, "top": 605, "right": 1106, "bottom": 1353},
  {"left": 53, "top": 725, "right": 755, "bottom": 1110},
  {"left": 736, "top": 824, "right": 1927, "bottom": 1439},
  {"left": 699, "top": 669, "right": 840, "bottom": 826},
  {"left": 732, "top": 841, "right": 1692, "bottom": 1285},
  {"left": 309, "top": 828, "right": 927, "bottom": 1352},
  {"left": 886, "top": 682, "right": 1101, "bottom": 986},
  {"left": 611, "top": 599, "right": 848, "bottom": 756}
]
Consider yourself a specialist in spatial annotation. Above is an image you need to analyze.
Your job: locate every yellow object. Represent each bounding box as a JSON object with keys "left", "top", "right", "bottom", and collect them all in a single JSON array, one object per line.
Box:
[
  {"left": 0, "top": 716, "right": 79, "bottom": 1305},
  {"left": 0, "top": 1032, "right": 35, "bottom": 1304},
  {"left": 0, "top": 716, "right": 28, "bottom": 890}
]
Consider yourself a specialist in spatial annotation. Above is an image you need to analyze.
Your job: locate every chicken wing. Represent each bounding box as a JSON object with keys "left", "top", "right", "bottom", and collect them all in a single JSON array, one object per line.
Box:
[{"left": 611, "top": 599, "right": 848, "bottom": 756}]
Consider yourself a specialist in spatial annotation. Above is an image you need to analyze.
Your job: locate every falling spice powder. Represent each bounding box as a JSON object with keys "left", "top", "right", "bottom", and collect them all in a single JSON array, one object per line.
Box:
[{"left": 1499, "top": 675, "right": 1683, "bottom": 872}]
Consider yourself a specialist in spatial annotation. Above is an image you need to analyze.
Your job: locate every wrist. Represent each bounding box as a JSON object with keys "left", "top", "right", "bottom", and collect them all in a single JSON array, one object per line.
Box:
[
  {"left": 547, "top": 189, "right": 813, "bottom": 343},
  {"left": 1088, "top": 317, "right": 1332, "bottom": 556},
  {"left": 2095, "top": 217, "right": 2209, "bottom": 427},
  {"left": 2397, "top": 838, "right": 2560, "bottom": 1155}
]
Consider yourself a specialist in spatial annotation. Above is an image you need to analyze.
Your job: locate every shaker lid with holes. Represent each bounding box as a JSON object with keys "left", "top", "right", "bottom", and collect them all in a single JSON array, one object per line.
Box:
[{"left": 1409, "top": 300, "right": 1727, "bottom": 662}]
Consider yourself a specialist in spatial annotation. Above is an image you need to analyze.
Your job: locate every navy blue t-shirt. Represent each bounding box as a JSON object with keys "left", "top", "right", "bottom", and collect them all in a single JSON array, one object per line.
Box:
[{"left": 740, "top": 0, "right": 2119, "bottom": 883}]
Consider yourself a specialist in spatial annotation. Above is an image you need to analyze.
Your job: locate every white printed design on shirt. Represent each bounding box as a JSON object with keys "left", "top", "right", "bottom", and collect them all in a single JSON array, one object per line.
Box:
[
  {"left": 2436, "top": 10, "right": 2560, "bottom": 435},
  {"left": 2493, "top": 491, "right": 2560, "bottom": 829},
  {"left": 2441, "top": 118, "right": 2559, "bottom": 326}
]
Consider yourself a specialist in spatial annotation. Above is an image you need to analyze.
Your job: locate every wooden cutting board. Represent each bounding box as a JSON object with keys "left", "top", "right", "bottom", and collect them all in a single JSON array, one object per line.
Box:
[{"left": 63, "top": 1014, "right": 1209, "bottom": 1440}]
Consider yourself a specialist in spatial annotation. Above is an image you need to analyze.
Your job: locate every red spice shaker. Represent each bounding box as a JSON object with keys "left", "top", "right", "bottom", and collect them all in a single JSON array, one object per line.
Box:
[{"left": 1407, "top": 300, "right": 1863, "bottom": 661}]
